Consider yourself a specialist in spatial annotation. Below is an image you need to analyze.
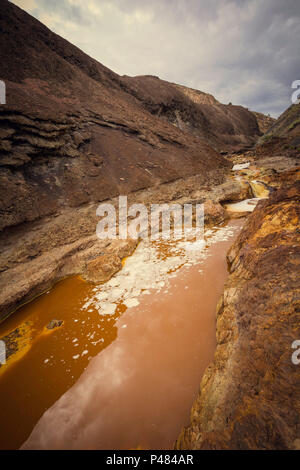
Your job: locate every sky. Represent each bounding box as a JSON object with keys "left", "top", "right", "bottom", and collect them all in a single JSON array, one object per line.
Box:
[{"left": 11, "top": 0, "right": 300, "bottom": 117}]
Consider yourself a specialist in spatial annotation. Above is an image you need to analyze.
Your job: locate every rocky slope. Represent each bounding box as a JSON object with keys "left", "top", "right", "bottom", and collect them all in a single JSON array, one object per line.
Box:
[
  {"left": 0, "top": 0, "right": 231, "bottom": 233},
  {"left": 121, "top": 74, "right": 262, "bottom": 153},
  {"left": 256, "top": 104, "right": 300, "bottom": 157},
  {"left": 176, "top": 168, "right": 300, "bottom": 450},
  {"left": 0, "top": 0, "right": 272, "bottom": 232}
]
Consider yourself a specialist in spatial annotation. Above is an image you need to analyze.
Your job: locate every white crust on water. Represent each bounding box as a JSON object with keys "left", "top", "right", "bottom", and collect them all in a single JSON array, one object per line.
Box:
[
  {"left": 225, "top": 198, "right": 266, "bottom": 212},
  {"left": 81, "top": 225, "right": 240, "bottom": 317},
  {"left": 232, "top": 162, "right": 250, "bottom": 171},
  {"left": 124, "top": 298, "right": 140, "bottom": 308}
]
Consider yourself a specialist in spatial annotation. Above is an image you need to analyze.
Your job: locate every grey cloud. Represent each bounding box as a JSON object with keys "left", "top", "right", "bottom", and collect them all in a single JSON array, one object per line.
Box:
[{"left": 34, "top": 0, "right": 92, "bottom": 25}]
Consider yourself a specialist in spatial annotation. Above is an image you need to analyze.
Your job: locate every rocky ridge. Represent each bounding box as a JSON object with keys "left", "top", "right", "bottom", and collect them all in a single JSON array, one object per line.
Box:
[{"left": 0, "top": 0, "right": 232, "bottom": 233}]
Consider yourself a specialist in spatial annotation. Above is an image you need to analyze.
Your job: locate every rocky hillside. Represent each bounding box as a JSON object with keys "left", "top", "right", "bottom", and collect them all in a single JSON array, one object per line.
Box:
[
  {"left": 256, "top": 103, "right": 300, "bottom": 156},
  {"left": 0, "top": 0, "right": 271, "bottom": 234},
  {"left": 176, "top": 169, "right": 300, "bottom": 450},
  {"left": 0, "top": 1, "right": 285, "bottom": 328},
  {"left": 0, "top": 0, "right": 230, "bottom": 233},
  {"left": 121, "top": 74, "right": 262, "bottom": 153},
  {"left": 264, "top": 103, "right": 300, "bottom": 138}
]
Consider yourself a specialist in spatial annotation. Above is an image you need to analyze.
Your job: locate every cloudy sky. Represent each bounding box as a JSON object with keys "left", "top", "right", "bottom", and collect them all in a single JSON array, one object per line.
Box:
[{"left": 11, "top": 0, "right": 300, "bottom": 117}]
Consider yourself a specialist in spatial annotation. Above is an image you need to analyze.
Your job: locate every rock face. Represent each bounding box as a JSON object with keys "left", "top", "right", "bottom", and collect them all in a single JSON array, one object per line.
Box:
[
  {"left": 83, "top": 254, "right": 122, "bottom": 284},
  {"left": 82, "top": 239, "right": 138, "bottom": 283},
  {"left": 176, "top": 178, "right": 300, "bottom": 450},
  {"left": 209, "top": 180, "right": 251, "bottom": 203}
]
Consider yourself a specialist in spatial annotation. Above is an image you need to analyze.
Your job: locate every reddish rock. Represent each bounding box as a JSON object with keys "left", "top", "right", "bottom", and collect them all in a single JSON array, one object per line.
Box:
[
  {"left": 106, "top": 238, "right": 138, "bottom": 260},
  {"left": 203, "top": 200, "right": 227, "bottom": 225},
  {"left": 176, "top": 179, "right": 300, "bottom": 450},
  {"left": 83, "top": 254, "right": 122, "bottom": 284}
]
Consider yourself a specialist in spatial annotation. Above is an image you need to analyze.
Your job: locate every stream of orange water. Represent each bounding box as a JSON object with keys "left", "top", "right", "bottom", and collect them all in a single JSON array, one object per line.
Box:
[{"left": 0, "top": 219, "right": 243, "bottom": 450}]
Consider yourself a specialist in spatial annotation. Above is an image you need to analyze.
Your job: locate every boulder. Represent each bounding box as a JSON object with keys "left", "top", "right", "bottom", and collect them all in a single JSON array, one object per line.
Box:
[
  {"left": 46, "top": 319, "right": 63, "bottom": 330},
  {"left": 82, "top": 254, "right": 122, "bottom": 284},
  {"left": 210, "top": 180, "right": 251, "bottom": 203},
  {"left": 106, "top": 238, "right": 138, "bottom": 260},
  {"left": 203, "top": 200, "right": 228, "bottom": 225}
]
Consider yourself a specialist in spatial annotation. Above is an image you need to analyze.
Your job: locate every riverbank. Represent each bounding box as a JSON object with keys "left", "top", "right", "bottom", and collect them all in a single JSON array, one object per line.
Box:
[
  {"left": 175, "top": 169, "right": 300, "bottom": 450},
  {"left": 2, "top": 152, "right": 297, "bottom": 322},
  {"left": 0, "top": 167, "right": 246, "bottom": 321},
  {"left": 0, "top": 153, "right": 299, "bottom": 449},
  {"left": 0, "top": 219, "right": 242, "bottom": 449}
]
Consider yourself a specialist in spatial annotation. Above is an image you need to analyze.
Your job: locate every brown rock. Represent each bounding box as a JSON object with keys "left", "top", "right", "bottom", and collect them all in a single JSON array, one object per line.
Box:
[
  {"left": 203, "top": 200, "right": 227, "bottom": 225},
  {"left": 176, "top": 180, "right": 300, "bottom": 450},
  {"left": 210, "top": 180, "right": 251, "bottom": 203},
  {"left": 0, "top": 0, "right": 231, "bottom": 233},
  {"left": 82, "top": 254, "right": 122, "bottom": 284},
  {"left": 106, "top": 238, "right": 138, "bottom": 260},
  {"left": 46, "top": 319, "right": 63, "bottom": 330},
  {"left": 256, "top": 103, "right": 300, "bottom": 157},
  {"left": 0, "top": 140, "right": 12, "bottom": 152}
]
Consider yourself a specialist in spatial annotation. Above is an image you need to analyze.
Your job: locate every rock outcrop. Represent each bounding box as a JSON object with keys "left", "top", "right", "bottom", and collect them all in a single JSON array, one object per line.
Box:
[
  {"left": 83, "top": 254, "right": 123, "bottom": 284},
  {"left": 176, "top": 175, "right": 300, "bottom": 450},
  {"left": 82, "top": 239, "right": 138, "bottom": 283}
]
